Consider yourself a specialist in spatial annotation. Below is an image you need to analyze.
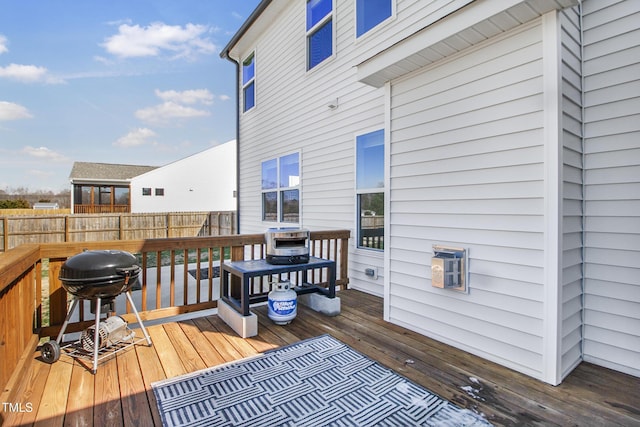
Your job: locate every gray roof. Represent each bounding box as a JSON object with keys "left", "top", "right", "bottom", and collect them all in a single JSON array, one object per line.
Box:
[{"left": 69, "top": 162, "right": 158, "bottom": 182}]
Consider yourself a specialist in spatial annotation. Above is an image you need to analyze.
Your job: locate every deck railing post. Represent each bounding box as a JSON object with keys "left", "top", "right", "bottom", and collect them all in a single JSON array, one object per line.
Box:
[
  {"left": 47, "top": 258, "right": 68, "bottom": 328},
  {"left": 2, "top": 217, "right": 8, "bottom": 252},
  {"left": 230, "top": 245, "right": 245, "bottom": 299},
  {"left": 340, "top": 236, "right": 349, "bottom": 289}
]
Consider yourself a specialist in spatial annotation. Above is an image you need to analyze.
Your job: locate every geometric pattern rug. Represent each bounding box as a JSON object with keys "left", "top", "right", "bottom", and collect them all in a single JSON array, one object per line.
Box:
[{"left": 152, "top": 334, "right": 493, "bottom": 427}]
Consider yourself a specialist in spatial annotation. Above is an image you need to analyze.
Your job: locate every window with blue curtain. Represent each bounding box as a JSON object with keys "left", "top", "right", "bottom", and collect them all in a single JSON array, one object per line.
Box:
[
  {"left": 307, "top": 0, "right": 333, "bottom": 70},
  {"left": 356, "top": 0, "right": 392, "bottom": 37},
  {"left": 242, "top": 53, "right": 255, "bottom": 111}
]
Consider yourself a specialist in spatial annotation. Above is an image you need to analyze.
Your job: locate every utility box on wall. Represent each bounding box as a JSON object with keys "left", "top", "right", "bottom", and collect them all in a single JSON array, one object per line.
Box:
[{"left": 431, "top": 245, "right": 468, "bottom": 293}]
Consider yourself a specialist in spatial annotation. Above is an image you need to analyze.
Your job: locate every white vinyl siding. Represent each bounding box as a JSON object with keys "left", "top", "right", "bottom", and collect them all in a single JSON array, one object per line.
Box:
[
  {"left": 388, "top": 21, "right": 547, "bottom": 378},
  {"left": 582, "top": 0, "right": 640, "bottom": 378},
  {"left": 235, "top": 0, "right": 387, "bottom": 296},
  {"left": 559, "top": 6, "right": 583, "bottom": 380}
]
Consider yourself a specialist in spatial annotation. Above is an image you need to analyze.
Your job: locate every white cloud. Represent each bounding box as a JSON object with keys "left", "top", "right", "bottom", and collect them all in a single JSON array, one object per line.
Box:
[
  {"left": 135, "top": 102, "right": 209, "bottom": 124},
  {"left": 0, "top": 35, "right": 8, "bottom": 54},
  {"left": 155, "top": 89, "right": 214, "bottom": 105},
  {"left": 22, "top": 146, "right": 67, "bottom": 162},
  {"left": 0, "top": 101, "right": 32, "bottom": 121},
  {"left": 114, "top": 128, "right": 157, "bottom": 147},
  {"left": 102, "top": 22, "right": 216, "bottom": 60},
  {"left": 0, "top": 63, "right": 64, "bottom": 84},
  {"left": 218, "top": 94, "right": 231, "bottom": 102}
]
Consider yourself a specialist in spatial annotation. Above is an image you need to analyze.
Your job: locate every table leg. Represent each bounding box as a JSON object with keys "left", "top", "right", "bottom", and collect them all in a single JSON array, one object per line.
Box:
[
  {"left": 328, "top": 263, "right": 336, "bottom": 298},
  {"left": 243, "top": 276, "right": 250, "bottom": 316}
]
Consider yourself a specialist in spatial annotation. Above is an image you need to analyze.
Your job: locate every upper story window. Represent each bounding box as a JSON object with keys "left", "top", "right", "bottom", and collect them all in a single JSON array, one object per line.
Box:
[
  {"left": 307, "top": 0, "right": 333, "bottom": 70},
  {"left": 356, "top": 129, "right": 385, "bottom": 250},
  {"left": 356, "top": 0, "right": 393, "bottom": 37},
  {"left": 262, "top": 152, "right": 300, "bottom": 223},
  {"left": 243, "top": 53, "right": 255, "bottom": 112}
]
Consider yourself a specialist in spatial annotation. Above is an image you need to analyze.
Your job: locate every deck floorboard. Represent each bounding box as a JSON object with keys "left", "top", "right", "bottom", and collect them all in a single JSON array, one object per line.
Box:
[{"left": 5, "top": 289, "right": 639, "bottom": 427}]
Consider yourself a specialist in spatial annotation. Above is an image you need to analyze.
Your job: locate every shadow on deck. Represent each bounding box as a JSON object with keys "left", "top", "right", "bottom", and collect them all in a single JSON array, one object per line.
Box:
[{"left": 3, "top": 290, "right": 639, "bottom": 426}]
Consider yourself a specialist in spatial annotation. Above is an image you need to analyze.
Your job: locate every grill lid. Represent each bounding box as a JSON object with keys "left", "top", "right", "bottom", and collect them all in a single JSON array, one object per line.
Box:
[{"left": 59, "top": 250, "right": 141, "bottom": 299}]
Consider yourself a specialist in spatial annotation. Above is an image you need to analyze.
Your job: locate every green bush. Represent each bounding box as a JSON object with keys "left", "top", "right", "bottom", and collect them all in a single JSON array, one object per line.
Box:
[{"left": 0, "top": 199, "right": 30, "bottom": 209}]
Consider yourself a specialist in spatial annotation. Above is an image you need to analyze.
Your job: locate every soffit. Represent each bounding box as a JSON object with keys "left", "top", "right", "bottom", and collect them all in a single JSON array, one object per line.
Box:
[{"left": 357, "top": 0, "right": 578, "bottom": 88}]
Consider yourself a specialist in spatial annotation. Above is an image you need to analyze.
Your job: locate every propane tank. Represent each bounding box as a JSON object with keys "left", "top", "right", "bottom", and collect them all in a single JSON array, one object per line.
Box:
[{"left": 268, "top": 280, "right": 297, "bottom": 325}]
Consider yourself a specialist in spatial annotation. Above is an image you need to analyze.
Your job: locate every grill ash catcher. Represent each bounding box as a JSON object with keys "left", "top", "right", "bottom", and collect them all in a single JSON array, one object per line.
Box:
[{"left": 41, "top": 250, "right": 153, "bottom": 374}]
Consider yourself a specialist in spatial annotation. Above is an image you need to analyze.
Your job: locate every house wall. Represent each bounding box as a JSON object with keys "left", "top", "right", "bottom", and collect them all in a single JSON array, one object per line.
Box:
[
  {"left": 130, "top": 141, "right": 236, "bottom": 213},
  {"left": 582, "top": 0, "right": 640, "bottom": 378},
  {"left": 559, "top": 5, "right": 583, "bottom": 380},
  {"left": 388, "top": 20, "right": 549, "bottom": 379},
  {"left": 230, "top": 0, "right": 639, "bottom": 383},
  {"left": 235, "top": 0, "right": 391, "bottom": 296}
]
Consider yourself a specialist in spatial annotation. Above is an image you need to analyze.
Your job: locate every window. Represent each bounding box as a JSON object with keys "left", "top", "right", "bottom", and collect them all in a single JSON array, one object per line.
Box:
[
  {"left": 142, "top": 188, "right": 152, "bottom": 196},
  {"left": 356, "top": 129, "right": 384, "bottom": 250},
  {"left": 262, "top": 153, "right": 300, "bottom": 223},
  {"left": 243, "top": 53, "right": 255, "bottom": 112},
  {"left": 356, "top": 0, "right": 392, "bottom": 37},
  {"left": 73, "top": 185, "right": 129, "bottom": 205},
  {"left": 155, "top": 188, "right": 164, "bottom": 196},
  {"left": 307, "top": 0, "right": 333, "bottom": 70}
]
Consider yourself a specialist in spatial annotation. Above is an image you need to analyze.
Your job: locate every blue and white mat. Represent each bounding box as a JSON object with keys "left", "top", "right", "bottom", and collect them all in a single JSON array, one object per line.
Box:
[{"left": 152, "top": 334, "right": 492, "bottom": 426}]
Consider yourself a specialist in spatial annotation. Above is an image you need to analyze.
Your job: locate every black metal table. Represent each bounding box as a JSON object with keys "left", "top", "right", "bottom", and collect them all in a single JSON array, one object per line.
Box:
[{"left": 221, "top": 257, "right": 336, "bottom": 316}]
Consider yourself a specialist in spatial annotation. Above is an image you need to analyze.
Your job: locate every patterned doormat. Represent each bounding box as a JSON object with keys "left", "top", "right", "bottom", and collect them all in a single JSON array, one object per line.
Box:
[{"left": 152, "top": 334, "right": 492, "bottom": 427}]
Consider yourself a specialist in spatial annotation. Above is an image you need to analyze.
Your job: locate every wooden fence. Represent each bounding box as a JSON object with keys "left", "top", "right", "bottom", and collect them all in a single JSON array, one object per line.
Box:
[{"left": 0, "top": 211, "right": 236, "bottom": 252}]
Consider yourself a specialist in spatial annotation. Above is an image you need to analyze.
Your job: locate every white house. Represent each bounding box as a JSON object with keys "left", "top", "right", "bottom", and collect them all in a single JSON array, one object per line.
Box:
[
  {"left": 130, "top": 140, "right": 237, "bottom": 213},
  {"left": 221, "top": 0, "right": 639, "bottom": 386},
  {"left": 70, "top": 140, "right": 236, "bottom": 214}
]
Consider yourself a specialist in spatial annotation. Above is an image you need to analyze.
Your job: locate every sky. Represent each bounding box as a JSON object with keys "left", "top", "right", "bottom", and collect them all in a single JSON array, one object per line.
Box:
[{"left": 0, "top": 0, "right": 262, "bottom": 192}]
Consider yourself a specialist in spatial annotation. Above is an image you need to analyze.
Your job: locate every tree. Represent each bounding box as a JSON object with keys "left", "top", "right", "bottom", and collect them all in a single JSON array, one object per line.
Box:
[{"left": 0, "top": 199, "right": 30, "bottom": 209}]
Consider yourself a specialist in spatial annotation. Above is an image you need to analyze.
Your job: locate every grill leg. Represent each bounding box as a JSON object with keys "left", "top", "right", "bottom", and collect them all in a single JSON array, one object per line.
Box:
[
  {"left": 92, "top": 297, "right": 101, "bottom": 374},
  {"left": 55, "top": 298, "right": 81, "bottom": 344},
  {"left": 125, "top": 291, "right": 152, "bottom": 346}
]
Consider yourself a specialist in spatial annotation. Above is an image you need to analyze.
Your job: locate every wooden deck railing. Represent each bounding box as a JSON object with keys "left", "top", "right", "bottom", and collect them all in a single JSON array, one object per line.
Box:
[
  {"left": 0, "top": 230, "right": 350, "bottom": 404},
  {"left": 73, "top": 204, "right": 130, "bottom": 214}
]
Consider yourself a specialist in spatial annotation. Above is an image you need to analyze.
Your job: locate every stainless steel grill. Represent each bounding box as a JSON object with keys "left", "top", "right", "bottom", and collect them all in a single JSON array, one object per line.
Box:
[{"left": 265, "top": 228, "right": 310, "bottom": 265}]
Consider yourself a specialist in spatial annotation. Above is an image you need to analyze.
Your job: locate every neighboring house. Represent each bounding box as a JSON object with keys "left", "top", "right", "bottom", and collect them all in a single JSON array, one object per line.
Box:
[
  {"left": 221, "top": 0, "right": 639, "bottom": 386},
  {"left": 69, "top": 162, "right": 157, "bottom": 213},
  {"left": 69, "top": 140, "right": 236, "bottom": 214},
  {"left": 130, "top": 140, "right": 237, "bottom": 213},
  {"left": 33, "top": 202, "right": 59, "bottom": 210}
]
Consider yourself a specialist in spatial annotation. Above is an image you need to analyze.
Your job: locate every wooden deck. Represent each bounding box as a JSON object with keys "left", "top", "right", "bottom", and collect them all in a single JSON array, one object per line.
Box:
[{"left": 4, "top": 290, "right": 639, "bottom": 426}]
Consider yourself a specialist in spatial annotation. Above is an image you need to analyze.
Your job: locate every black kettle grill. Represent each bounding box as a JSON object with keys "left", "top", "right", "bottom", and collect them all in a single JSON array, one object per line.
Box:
[{"left": 41, "top": 250, "right": 152, "bottom": 373}]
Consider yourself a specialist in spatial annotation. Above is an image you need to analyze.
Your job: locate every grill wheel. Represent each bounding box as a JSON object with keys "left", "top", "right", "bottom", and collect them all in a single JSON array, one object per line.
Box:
[{"left": 41, "top": 340, "right": 61, "bottom": 364}]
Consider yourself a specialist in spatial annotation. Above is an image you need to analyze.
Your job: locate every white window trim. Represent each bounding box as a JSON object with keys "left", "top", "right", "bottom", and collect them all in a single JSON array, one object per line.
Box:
[
  {"left": 242, "top": 51, "right": 256, "bottom": 113},
  {"left": 306, "top": 0, "right": 336, "bottom": 72},
  {"left": 354, "top": 0, "right": 396, "bottom": 41},
  {"left": 261, "top": 151, "right": 302, "bottom": 226}
]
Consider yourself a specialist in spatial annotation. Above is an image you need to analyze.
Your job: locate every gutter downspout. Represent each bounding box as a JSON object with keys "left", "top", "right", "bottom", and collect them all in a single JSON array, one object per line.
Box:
[
  {"left": 233, "top": 60, "right": 241, "bottom": 234},
  {"left": 222, "top": 54, "right": 241, "bottom": 234},
  {"left": 578, "top": 0, "right": 586, "bottom": 364}
]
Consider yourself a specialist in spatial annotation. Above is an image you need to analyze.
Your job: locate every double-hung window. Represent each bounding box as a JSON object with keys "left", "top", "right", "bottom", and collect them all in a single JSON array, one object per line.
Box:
[
  {"left": 262, "top": 153, "right": 300, "bottom": 223},
  {"left": 356, "top": 129, "right": 384, "bottom": 250},
  {"left": 356, "top": 0, "right": 393, "bottom": 37},
  {"left": 242, "top": 53, "right": 255, "bottom": 112},
  {"left": 306, "top": 0, "right": 333, "bottom": 70}
]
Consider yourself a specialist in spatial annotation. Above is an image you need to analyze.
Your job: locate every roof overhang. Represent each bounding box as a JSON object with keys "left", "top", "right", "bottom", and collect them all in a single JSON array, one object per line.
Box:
[
  {"left": 357, "top": 0, "right": 578, "bottom": 88},
  {"left": 220, "top": 0, "right": 290, "bottom": 62},
  {"left": 70, "top": 179, "right": 131, "bottom": 186}
]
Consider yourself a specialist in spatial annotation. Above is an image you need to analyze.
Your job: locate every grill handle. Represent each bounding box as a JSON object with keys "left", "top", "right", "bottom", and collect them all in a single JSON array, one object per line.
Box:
[{"left": 116, "top": 266, "right": 140, "bottom": 285}]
